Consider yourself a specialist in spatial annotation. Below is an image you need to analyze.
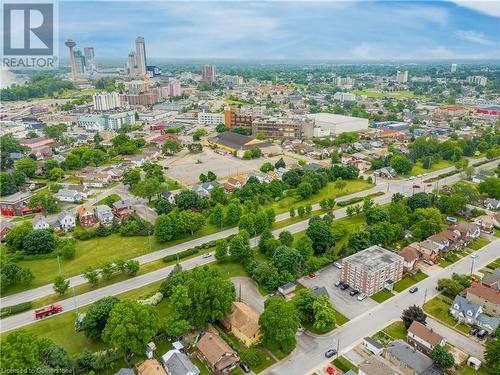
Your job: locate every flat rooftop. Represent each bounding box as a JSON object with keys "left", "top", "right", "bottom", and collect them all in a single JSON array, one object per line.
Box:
[{"left": 344, "top": 245, "right": 403, "bottom": 272}]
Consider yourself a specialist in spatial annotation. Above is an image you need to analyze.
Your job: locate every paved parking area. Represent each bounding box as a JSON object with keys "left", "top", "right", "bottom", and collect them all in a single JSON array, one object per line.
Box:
[
  {"left": 230, "top": 277, "right": 266, "bottom": 313},
  {"left": 299, "top": 265, "right": 377, "bottom": 319}
]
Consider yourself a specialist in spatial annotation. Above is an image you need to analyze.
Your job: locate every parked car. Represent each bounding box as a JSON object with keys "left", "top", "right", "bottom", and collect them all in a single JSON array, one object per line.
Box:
[
  {"left": 423, "top": 259, "right": 434, "bottom": 266},
  {"left": 340, "top": 283, "right": 349, "bottom": 290},
  {"left": 325, "top": 349, "right": 337, "bottom": 358},
  {"left": 240, "top": 362, "right": 251, "bottom": 373},
  {"left": 334, "top": 262, "right": 342, "bottom": 269},
  {"left": 202, "top": 252, "right": 212, "bottom": 258},
  {"left": 471, "top": 252, "right": 478, "bottom": 258},
  {"left": 412, "top": 184, "right": 421, "bottom": 189},
  {"left": 477, "top": 330, "right": 487, "bottom": 340},
  {"left": 409, "top": 286, "right": 418, "bottom": 294},
  {"left": 409, "top": 176, "right": 415, "bottom": 180},
  {"left": 335, "top": 280, "right": 343, "bottom": 287},
  {"left": 350, "top": 289, "right": 359, "bottom": 296},
  {"left": 357, "top": 293, "right": 367, "bottom": 301},
  {"left": 470, "top": 327, "right": 479, "bottom": 336}
]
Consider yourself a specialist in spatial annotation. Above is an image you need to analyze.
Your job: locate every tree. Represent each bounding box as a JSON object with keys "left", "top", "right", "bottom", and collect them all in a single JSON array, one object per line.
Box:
[
  {"left": 175, "top": 190, "right": 202, "bottom": 210},
  {"left": 296, "top": 235, "right": 314, "bottom": 259},
  {"left": 306, "top": 218, "right": 335, "bottom": 255},
  {"left": 47, "top": 167, "right": 64, "bottom": 181},
  {"left": 226, "top": 202, "right": 242, "bottom": 225},
  {"left": 211, "top": 204, "right": 225, "bottom": 229},
  {"left": 478, "top": 177, "right": 500, "bottom": 199},
  {"left": 15, "top": 157, "right": 37, "bottom": 177},
  {"left": 133, "top": 178, "right": 160, "bottom": 202},
  {"left": 0, "top": 172, "right": 18, "bottom": 196},
  {"left": 192, "top": 128, "right": 207, "bottom": 141},
  {"left": 239, "top": 214, "right": 256, "bottom": 236},
  {"left": 275, "top": 158, "right": 286, "bottom": 169},
  {"left": 293, "top": 288, "right": 315, "bottom": 323},
  {"left": 83, "top": 267, "right": 100, "bottom": 287},
  {"left": 312, "top": 296, "right": 336, "bottom": 331},
  {"left": 229, "top": 231, "right": 253, "bottom": 264},
  {"left": 410, "top": 207, "right": 444, "bottom": 241},
  {"left": 214, "top": 239, "right": 229, "bottom": 261},
  {"left": 1, "top": 262, "right": 34, "bottom": 291},
  {"left": 102, "top": 300, "right": 160, "bottom": 355},
  {"left": 187, "top": 143, "right": 203, "bottom": 153},
  {"left": 282, "top": 170, "right": 300, "bottom": 187},
  {"left": 390, "top": 154, "right": 413, "bottom": 175},
  {"left": 260, "top": 162, "right": 275, "bottom": 173},
  {"left": 43, "top": 123, "right": 67, "bottom": 140},
  {"left": 259, "top": 297, "right": 300, "bottom": 353},
  {"left": 4, "top": 222, "right": 32, "bottom": 251},
  {"left": 278, "top": 231, "right": 294, "bottom": 247},
  {"left": 29, "top": 192, "right": 58, "bottom": 214},
  {"left": 408, "top": 192, "right": 433, "bottom": 211},
  {"left": 53, "top": 276, "right": 70, "bottom": 296},
  {"left": 206, "top": 171, "right": 217, "bottom": 181},
  {"left": 210, "top": 186, "right": 227, "bottom": 204},
  {"left": 162, "top": 139, "right": 182, "bottom": 155},
  {"left": 155, "top": 198, "right": 172, "bottom": 215},
  {"left": 82, "top": 149, "right": 108, "bottom": 166},
  {"left": 155, "top": 213, "right": 177, "bottom": 242},
  {"left": 289, "top": 207, "right": 296, "bottom": 218},
  {"left": 23, "top": 229, "right": 57, "bottom": 254},
  {"left": 271, "top": 246, "right": 304, "bottom": 276},
  {"left": 122, "top": 168, "right": 141, "bottom": 187},
  {"left": 159, "top": 264, "right": 187, "bottom": 297},
  {"left": 0, "top": 330, "right": 51, "bottom": 370},
  {"left": 437, "top": 273, "right": 471, "bottom": 298},
  {"left": 430, "top": 345, "right": 454, "bottom": 369},
  {"left": 401, "top": 305, "right": 427, "bottom": 329},
  {"left": 485, "top": 337, "right": 500, "bottom": 374},
  {"left": 178, "top": 210, "right": 205, "bottom": 235},
  {"left": 334, "top": 177, "right": 347, "bottom": 192},
  {"left": 297, "top": 182, "right": 313, "bottom": 199},
  {"left": 63, "top": 153, "right": 82, "bottom": 170},
  {"left": 83, "top": 296, "right": 120, "bottom": 340}
]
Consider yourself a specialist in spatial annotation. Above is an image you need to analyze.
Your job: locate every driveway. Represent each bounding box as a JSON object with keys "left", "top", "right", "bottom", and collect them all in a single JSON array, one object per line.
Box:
[
  {"left": 230, "top": 277, "right": 266, "bottom": 313},
  {"left": 298, "top": 265, "right": 377, "bottom": 319}
]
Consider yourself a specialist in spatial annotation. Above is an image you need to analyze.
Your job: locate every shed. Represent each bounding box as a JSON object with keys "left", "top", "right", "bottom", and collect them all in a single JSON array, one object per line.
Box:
[{"left": 363, "top": 336, "right": 384, "bottom": 355}]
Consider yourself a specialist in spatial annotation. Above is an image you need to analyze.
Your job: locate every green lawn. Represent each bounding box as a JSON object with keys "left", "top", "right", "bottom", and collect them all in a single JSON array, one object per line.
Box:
[
  {"left": 190, "top": 356, "right": 211, "bottom": 375},
  {"left": 458, "top": 365, "right": 490, "bottom": 375},
  {"left": 494, "top": 228, "right": 500, "bottom": 238},
  {"left": 370, "top": 289, "right": 395, "bottom": 303},
  {"left": 468, "top": 237, "right": 491, "bottom": 251},
  {"left": 270, "top": 180, "right": 373, "bottom": 214},
  {"left": 93, "top": 193, "right": 121, "bottom": 207},
  {"left": 393, "top": 272, "right": 428, "bottom": 292},
  {"left": 439, "top": 253, "right": 461, "bottom": 268},
  {"left": 333, "top": 309, "right": 350, "bottom": 326},
  {"left": 332, "top": 356, "right": 357, "bottom": 372},
  {"left": 408, "top": 160, "right": 454, "bottom": 177},
  {"left": 486, "top": 258, "right": 500, "bottom": 270},
  {"left": 423, "top": 297, "right": 469, "bottom": 334},
  {"left": 383, "top": 321, "right": 407, "bottom": 340}
]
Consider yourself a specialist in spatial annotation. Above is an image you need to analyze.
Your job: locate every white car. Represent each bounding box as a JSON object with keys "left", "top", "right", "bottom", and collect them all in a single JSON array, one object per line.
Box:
[
  {"left": 357, "top": 293, "right": 367, "bottom": 301},
  {"left": 202, "top": 252, "right": 212, "bottom": 259},
  {"left": 409, "top": 176, "right": 415, "bottom": 180},
  {"left": 334, "top": 262, "right": 342, "bottom": 269},
  {"left": 471, "top": 252, "right": 478, "bottom": 258}
]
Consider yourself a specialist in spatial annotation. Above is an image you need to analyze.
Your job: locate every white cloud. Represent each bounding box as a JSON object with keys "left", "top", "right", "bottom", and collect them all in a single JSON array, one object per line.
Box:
[
  {"left": 349, "top": 42, "right": 382, "bottom": 59},
  {"left": 394, "top": 5, "right": 450, "bottom": 27},
  {"left": 455, "top": 30, "right": 495, "bottom": 45},
  {"left": 450, "top": 1, "right": 500, "bottom": 18}
]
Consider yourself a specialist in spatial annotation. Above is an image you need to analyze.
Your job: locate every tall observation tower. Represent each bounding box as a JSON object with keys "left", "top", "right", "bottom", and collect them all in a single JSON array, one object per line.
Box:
[{"left": 65, "top": 38, "right": 77, "bottom": 81}]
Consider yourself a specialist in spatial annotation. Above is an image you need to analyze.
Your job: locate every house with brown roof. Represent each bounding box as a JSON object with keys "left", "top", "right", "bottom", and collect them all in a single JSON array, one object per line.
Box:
[
  {"left": 413, "top": 240, "right": 440, "bottom": 261},
  {"left": 78, "top": 205, "right": 96, "bottom": 228},
  {"left": 197, "top": 324, "right": 239, "bottom": 374},
  {"left": 398, "top": 245, "right": 420, "bottom": 273},
  {"left": 224, "top": 176, "right": 246, "bottom": 193},
  {"left": 427, "top": 229, "right": 462, "bottom": 253},
  {"left": 473, "top": 215, "right": 494, "bottom": 234},
  {"left": 136, "top": 359, "right": 167, "bottom": 375},
  {"left": 407, "top": 321, "right": 446, "bottom": 355},
  {"left": 221, "top": 302, "right": 261, "bottom": 347},
  {"left": 453, "top": 222, "right": 480, "bottom": 244},
  {"left": 466, "top": 284, "right": 500, "bottom": 316}
]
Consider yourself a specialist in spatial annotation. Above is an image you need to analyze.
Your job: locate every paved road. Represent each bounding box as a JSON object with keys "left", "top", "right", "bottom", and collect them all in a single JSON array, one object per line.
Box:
[
  {"left": 1, "top": 159, "right": 497, "bottom": 331},
  {"left": 264, "top": 239, "right": 499, "bottom": 375}
]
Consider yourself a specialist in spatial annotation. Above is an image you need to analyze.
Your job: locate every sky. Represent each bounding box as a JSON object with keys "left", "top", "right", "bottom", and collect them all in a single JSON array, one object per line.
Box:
[{"left": 58, "top": 0, "right": 500, "bottom": 61}]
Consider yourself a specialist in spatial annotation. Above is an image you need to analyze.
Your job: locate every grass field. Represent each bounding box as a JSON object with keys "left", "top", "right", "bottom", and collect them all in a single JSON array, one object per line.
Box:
[
  {"left": 393, "top": 272, "right": 428, "bottom": 292},
  {"left": 458, "top": 365, "right": 490, "bottom": 375},
  {"left": 370, "top": 289, "right": 395, "bottom": 303},
  {"left": 439, "top": 253, "right": 461, "bottom": 268},
  {"left": 408, "top": 160, "right": 454, "bottom": 177},
  {"left": 332, "top": 356, "right": 358, "bottom": 372},
  {"left": 423, "top": 297, "right": 469, "bottom": 334},
  {"left": 468, "top": 237, "right": 491, "bottom": 251},
  {"left": 93, "top": 193, "right": 121, "bottom": 207},
  {"left": 383, "top": 321, "right": 407, "bottom": 340},
  {"left": 271, "top": 180, "right": 373, "bottom": 214},
  {"left": 486, "top": 258, "right": 500, "bottom": 270}
]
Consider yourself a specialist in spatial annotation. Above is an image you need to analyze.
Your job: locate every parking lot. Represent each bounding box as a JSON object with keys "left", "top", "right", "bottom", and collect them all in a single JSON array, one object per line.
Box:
[{"left": 299, "top": 264, "right": 377, "bottom": 319}]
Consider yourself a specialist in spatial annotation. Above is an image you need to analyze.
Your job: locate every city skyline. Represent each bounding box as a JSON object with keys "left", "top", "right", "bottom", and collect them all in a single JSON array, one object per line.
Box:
[{"left": 58, "top": 0, "right": 500, "bottom": 61}]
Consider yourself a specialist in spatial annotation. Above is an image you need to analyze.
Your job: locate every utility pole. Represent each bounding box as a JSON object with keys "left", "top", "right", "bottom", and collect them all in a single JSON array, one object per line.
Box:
[
  {"left": 336, "top": 338, "right": 340, "bottom": 358},
  {"left": 423, "top": 288, "right": 428, "bottom": 305},
  {"left": 470, "top": 258, "right": 475, "bottom": 275},
  {"left": 57, "top": 255, "right": 61, "bottom": 275}
]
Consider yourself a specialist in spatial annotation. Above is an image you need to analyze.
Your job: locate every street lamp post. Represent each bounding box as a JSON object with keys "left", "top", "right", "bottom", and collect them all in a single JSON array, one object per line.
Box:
[{"left": 470, "top": 257, "right": 475, "bottom": 275}]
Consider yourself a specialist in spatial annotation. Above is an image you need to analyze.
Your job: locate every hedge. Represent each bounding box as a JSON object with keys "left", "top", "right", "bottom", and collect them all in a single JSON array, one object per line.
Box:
[
  {"left": 336, "top": 196, "right": 364, "bottom": 207},
  {"left": 0, "top": 301, "right": 33, "bottom": 318},
  {"left": 163, "top": 247, "right": 199, "bottom": 263}
]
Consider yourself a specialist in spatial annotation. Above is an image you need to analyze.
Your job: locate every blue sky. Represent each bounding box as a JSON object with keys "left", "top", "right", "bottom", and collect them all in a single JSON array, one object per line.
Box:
[{"left": 58, "top": 1, "right": 500, "bottom": 61}]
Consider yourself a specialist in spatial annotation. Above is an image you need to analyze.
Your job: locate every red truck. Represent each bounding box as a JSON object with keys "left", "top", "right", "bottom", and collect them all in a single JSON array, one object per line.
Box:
[{"left": 35, "top": 304, "right": 63, "bottom": 319}]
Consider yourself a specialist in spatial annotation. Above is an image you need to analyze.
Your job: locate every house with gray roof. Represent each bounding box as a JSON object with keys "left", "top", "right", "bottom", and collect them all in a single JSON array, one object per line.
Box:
[
  {"left": 33, "top": 215, "right": 50, "bottom": 230},
  {"left": 56, "top": 211, "right": 76, "bottom": 232},
  {"left": 449, "top": 295, "right": 482, "bottom": 325},
  {"left": 94, "top": 205, "right": 114, "bottom": 225},
  {"left": 55, "top": 189, "right": 84, "bottom": 203},
  {"left": 113, "top": 369, "right": 134, "bottom": 375},
  {"left": 161, "top": 350, "right": 199, "bottom": 375},
  {"left": 385, "top": 340, "right": 443, "bottom": 375},
  {"left": 476, "top": 314, "right": 500, "bottom": 333}
]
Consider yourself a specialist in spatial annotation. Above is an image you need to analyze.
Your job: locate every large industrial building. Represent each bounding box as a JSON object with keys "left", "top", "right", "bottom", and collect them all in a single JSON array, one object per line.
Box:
[
  {"left": 341, "top": 245, "right": 404, "bottom": 295},
  {"left": 307, "top": 113, "right": 369, "bottom": 136}
]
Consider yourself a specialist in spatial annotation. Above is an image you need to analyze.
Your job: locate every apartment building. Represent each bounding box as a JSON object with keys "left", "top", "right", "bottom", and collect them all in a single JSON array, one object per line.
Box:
[{"left": 341, "top": 245, "right": 404, "bottom": 295}]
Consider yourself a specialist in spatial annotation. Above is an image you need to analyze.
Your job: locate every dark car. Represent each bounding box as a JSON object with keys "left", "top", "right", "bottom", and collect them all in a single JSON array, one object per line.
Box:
[
  {"left": 325, "top": 349, "right": 337, "bottom": 358},
  {"left": 240, "top": 362, "right": 251, "bottom": 373},
  {"left": 340, "top": 284, "right": 349, "bottom": 290},
  {"left": 477, "top": 330, "right": 487, "bottom": 340},
  {"left": 350, "top": 289, "right": 359, "bottom": 296},
  {"left": 409, "top": 286, "right": 418, "bottom": 293},
  {"left": 470, "top": 328, "right": 479, "bottom": 336}
]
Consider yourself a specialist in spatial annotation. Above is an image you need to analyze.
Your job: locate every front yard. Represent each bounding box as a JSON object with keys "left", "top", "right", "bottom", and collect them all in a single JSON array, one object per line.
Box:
[
  {"left": 331, "top": 356, "right": 358, "bottom": 373},
  {"left": 423, "top": 296, "right": 469, "bottom": 334},
  {"left": 370, "top": 289, "right": 395, "bottom": 303},
  {"left": 393, "top": 271, "right": 428, "bottom": 292},
  {"left": 467, "top": 237, "right": 491, "bottom": 251}
]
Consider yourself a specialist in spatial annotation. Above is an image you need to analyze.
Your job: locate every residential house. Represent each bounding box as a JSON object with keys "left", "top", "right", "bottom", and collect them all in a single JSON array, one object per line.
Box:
[
  {"left": 33, "top": 215, "right": 50, "bottom": 230},
  {"left": 0, "top": 221, "right": 13, "bottom": 242},
  {"left": 78, "top": 205, "right": 96, "bottom": 228},
  {"left": 66, "top": 184, "right": 90, "bottom": 198},
  {"left": 191, "top": 185, "right": 210, "bottom": 198},
  {"left": 384, "top": 340, "right": 443, "bottom": 375},
  {"left": 302, "top": 162, "right": 324, "bottom": 172},
  {"left": 94, "top": 205, "right": 114, "bottom": 225},
  {"left": 414, "top": 240, "right": 440, "bottom": 261},
  {"left": 221, "top": 302, "right": 261, "bottom": 347},
  {"left": 492, "top": 213, "right": 500, "bottom": 227},
  {"left": 398, "top": 245, "right": 420, "bottom": 273},
  {"left": 374, "top": 167, "right": 397, "bottom": 179},
  {"left": 136, "top": 359, "right": 167, "bottom": 375},
  {"left": 450, "top": 295, "right": 483, "bottom": 325},
  {"left": 197, "top": 324, "right": 239, "bottom": 373},
  {"left": 124, "top": 155, "right": 148, "bottom": 167},
  {"left": 358, "top": 356, "right": 404, "bottom": 375},
  {"left": 475, "top": 314, "right": 500, "bottom": 334},
  {"left": 113, "top": 200, "right": 133, "bottom": 221},
  {"left": 473, "top": 215, "right": 494, "bottom": 234},
  {"left": 278, "top": 282, "right": 296, "bottom": 299},
  {"left": 453, "top": 222, "right": 481, "bottom": 244},
  {"left": 224, "top": 176, "right": 245, "bottom": 193},
  {"left": 427, "top": 229, "right": 462, "bottom": 253},
  {"left": 481, "top": 269, "right": 500, "bottom": 291},
  {"left": 114, "top": 369, "right": 135, "bottom": 375},
  {"left": 362, "top": 337, "right": 384, "bottom": 356},
  {"left": 55, "top": 189, "right": 84, "bottom": 203},
  {"left": 484, "top": 198, "right": 500, "bottom": 211},
  {"left": 161, "top": 349, "right": 200, "bottom": 375},
  {"left": 56, "top": 211, "right": 76, "bottom": 232},
  {"left": 83, "top": 172, "right": 112, "bottom": 188},
  {"left": 407, "top": 321, "right": 446, "bottom": 355},
  {"left": 466, "top": 284, "right": 500, "bottom": 316},
  {"left": 160, "top": 190, "right": 176, "bottom": 205},
  {"left": 0, "top": 191, "right": 35, "bottom": 217}
]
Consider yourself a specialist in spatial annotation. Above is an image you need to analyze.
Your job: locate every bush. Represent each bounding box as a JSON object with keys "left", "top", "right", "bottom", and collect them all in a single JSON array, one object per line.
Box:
[
  {"left": 336, "top": 197, "right": 364, "bottom": 207},
  {"left": 74, "top": 228, "right": 97, "bottom": 241},
  {"left": 0, "top": 301, "right": 32, "bottom": 318},
  {"left": 60, "top": 239, "right": 76, "bottom": 260},
  {"left": 163, "top": 248, "right": 199, "bottom": 263},
  {"left": 137, "top": 292, "right": 163, "bottom": 306},
  {"left": 240, "top": 348, "right": 263, "bottom": 367}
]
